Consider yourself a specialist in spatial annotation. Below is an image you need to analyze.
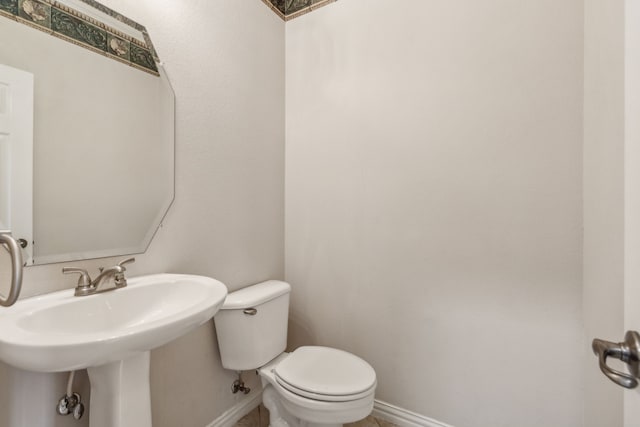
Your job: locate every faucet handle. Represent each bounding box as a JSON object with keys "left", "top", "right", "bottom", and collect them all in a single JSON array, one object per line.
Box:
[
  {"left": 113, "top": 257, "right": 135, "bottom": 288},
  {"left": 62, "top": 267, "right": 92, "bottom": 287},
  {"left": 117, "top": 257, "right": 135, "bottom": 269}
]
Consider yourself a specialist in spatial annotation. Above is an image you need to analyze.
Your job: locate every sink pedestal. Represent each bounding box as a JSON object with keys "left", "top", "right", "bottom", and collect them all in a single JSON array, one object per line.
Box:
[{"left": 87, "top": 352, "right": 152, "bottom": 427}]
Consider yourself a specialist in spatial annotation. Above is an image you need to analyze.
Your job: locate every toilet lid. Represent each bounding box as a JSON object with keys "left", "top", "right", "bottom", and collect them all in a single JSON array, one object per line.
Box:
[{"left": 274, "top": 346, "right": 376, "bottom": 401}]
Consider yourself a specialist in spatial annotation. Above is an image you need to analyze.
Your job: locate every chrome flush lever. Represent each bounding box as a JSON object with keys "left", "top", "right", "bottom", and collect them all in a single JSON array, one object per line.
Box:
[{"left": 592, "top": 331, "right": 640, "bottom": 389}]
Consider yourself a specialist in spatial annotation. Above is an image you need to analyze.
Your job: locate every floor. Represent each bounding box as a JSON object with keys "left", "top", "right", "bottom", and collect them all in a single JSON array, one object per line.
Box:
[{"left": 234, "top": 404, "right": 398, "bottom": 427}]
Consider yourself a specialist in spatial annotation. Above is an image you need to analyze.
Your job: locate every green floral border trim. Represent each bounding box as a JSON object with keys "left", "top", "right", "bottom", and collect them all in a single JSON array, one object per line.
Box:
[
  {"left": 0, "top": 0, "right": 159, "bottom": 75},
  {"left": 260, "top": 0, "right": 336, "bottom": 21}
]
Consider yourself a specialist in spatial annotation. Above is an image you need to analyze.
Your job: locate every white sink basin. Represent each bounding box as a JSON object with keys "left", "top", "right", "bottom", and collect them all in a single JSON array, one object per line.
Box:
[
  {"left": 0, "top": 273, "right": 227, "bottom": 372},
  {"left": 0, "top": 273, "right": 227, "bottom": 427}
]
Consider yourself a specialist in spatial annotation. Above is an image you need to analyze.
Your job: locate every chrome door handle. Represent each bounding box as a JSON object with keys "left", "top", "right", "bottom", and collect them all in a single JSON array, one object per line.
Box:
[{"left": 592, "top": 330, "right": 640, "bottom": 389}]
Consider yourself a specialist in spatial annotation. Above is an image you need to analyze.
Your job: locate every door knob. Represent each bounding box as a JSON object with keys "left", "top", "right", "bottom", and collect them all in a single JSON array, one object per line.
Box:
[{"left": 592, "top": 330, "right": 640, "bottom": 389}]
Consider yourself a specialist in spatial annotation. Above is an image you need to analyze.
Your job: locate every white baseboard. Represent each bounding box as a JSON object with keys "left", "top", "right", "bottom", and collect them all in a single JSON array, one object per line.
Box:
[
  {"left": 205, "top": 393, "right": 452, "bottom": 427},
  {"left": 206, "top": 390, "right": 263, "bottom": 427},
  {"left": 373, "top": 400, "right": 454, "bottom": 427}
]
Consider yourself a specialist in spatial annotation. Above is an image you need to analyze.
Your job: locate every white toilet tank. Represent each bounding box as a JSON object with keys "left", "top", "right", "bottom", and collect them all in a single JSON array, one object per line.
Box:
[{"left": 214, "top": 280, "right": 291, "bottom": 371}]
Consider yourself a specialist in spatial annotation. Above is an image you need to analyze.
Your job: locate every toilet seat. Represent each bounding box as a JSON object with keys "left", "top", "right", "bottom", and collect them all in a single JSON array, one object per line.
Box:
[{"left": 273, "top": 346, "right": 377, "bottom": 402}]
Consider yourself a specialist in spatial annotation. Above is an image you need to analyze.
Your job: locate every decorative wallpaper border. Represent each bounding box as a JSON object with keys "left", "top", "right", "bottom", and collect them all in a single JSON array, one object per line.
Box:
[
  {"left": 0, "top": 0, "right": 159, "bottom": 75},
  {"left": 261, "top": 0, "right": 337, "bottom": 21}
]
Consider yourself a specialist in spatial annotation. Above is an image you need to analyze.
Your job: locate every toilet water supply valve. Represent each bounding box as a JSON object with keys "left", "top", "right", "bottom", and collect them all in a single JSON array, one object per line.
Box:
[
  {"left": 57, "top": 371, "right": 85, "bottom": 420},
  {"left": 232, "top": 372, "right": 251, "bottom": 394}
]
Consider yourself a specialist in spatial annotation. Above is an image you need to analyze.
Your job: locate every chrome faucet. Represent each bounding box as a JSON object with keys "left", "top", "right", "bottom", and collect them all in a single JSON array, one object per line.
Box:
[{"left": 63, "top": 257, "right": 135, "bottom": 296}]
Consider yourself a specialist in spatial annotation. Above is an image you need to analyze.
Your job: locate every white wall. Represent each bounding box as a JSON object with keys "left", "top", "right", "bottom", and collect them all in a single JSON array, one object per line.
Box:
[
  {"left": 285, "top": 1, "right": 583, "bottom": 426},
  {"left": 0, "top": 0, "right": 284, "bottom": 426},
  {"left": 583, "top": 1, "right": 625, "bottom": 426}
]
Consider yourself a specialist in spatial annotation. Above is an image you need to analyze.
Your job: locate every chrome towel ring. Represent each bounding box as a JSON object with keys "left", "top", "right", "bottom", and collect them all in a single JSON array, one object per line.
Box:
[{"left": 0, "top": 231, "right": 23, "bottom": 307}]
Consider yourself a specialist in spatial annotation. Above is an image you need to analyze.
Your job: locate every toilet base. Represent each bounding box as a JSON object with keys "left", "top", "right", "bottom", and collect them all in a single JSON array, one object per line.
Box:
[{"left": 263, "top": 386, "right": 342, "bottom": 427}]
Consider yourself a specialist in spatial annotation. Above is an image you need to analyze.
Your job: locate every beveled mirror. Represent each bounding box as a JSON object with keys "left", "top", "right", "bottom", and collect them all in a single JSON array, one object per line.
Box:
[{"left": 0, "top": 0, "right": 174, "bottom": 265}]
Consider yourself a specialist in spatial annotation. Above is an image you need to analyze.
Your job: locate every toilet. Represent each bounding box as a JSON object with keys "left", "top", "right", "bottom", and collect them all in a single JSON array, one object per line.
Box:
[{"left": 214, "top": 281, "right": 377, "bottom": 427}]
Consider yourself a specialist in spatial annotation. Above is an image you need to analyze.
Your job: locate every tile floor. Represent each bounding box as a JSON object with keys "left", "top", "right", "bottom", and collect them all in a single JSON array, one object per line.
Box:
[
  {"left": 234, "top": 405, "right": 398, "bottom": 427},
  {"left": 234, "top": 404, "right": 269, "bottom": 427}
]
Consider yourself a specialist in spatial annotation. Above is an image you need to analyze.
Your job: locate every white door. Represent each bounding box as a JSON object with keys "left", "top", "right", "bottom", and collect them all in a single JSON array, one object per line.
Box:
[
  {"left": 625, "top": 1, "right": 640, "bottom": 425},
  {"left": 589, "top": 1, "right": 640, "bottom": 425},
  {"left": 0, "top": 63, "right": 33, "bottom": 265}
]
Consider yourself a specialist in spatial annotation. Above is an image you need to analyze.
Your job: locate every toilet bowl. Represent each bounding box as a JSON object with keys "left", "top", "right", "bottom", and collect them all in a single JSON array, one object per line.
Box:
[
  {"left": 260, "top": 348, "right": 376, "bottom": 427},
  {"left": 214, "top": 281, "right": 377, "bottom": 427}
]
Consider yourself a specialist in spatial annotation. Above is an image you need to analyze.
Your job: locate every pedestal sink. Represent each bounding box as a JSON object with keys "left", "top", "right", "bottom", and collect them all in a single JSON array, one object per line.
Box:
[{"left": 0, "top": 273, "right": 227, "bottom": 427}]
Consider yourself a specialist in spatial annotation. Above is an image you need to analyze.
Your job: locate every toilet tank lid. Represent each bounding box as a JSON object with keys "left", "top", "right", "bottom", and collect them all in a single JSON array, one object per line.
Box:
[{"left": 221, "top": 280, "right": 291, "bottom": 310}]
